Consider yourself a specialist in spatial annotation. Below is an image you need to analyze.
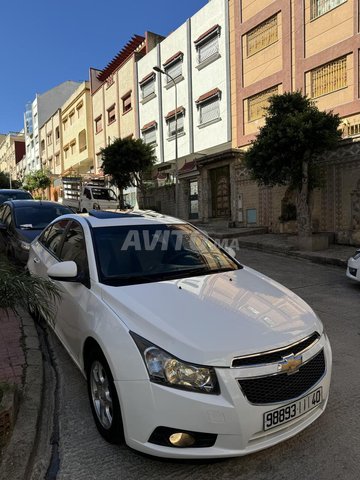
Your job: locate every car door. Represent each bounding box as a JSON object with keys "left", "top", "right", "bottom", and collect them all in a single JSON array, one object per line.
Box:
[
  {"left": 53, "top": 220, "right": 92, "bottom": 363},
  {"left": 0, "top": 204, "right": 16, "bottom": 258}
]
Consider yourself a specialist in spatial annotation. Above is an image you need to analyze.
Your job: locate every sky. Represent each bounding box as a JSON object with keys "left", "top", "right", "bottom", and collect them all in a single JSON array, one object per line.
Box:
[{"left": 0, "top": 0, "right": 208, "bottom": 134}]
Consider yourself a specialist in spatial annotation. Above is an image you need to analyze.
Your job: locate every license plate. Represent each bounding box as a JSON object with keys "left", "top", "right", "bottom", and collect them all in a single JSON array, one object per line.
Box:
[{"left": 263, "top": 387, "right": 322, "bottom": 431}]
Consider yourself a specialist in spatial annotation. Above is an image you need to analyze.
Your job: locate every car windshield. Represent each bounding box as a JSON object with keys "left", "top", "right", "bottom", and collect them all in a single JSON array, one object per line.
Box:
[
  {"left": 14, "top": 205, "right": 72, "bottom": 229},
  {"left": 91, "top": 188, "right": 117, "bottom": 201},
  {"left": 93, "top": 223, "right": 240, "bottom": 286},
  {"left": 0, "top": 191, "right": 32, "bottom": 204}
]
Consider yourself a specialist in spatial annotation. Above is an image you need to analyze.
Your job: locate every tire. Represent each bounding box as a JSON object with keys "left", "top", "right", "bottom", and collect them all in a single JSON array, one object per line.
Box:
[{"left": 86, "top": 348, "right": 124, "bottom": 444}]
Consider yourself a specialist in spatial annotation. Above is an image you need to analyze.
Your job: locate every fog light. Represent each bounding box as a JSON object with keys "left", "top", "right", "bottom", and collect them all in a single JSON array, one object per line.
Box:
[{"left": 169, "top": 432, "right": 195, "bottom": 447}]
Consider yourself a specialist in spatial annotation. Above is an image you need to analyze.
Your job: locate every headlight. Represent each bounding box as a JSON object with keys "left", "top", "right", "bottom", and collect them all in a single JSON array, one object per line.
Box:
[
  {"left": 20, "top": 240, "right": 30, "bottom": 251},
  {"left": 352, "top": 250, "right": 360, "bottom": 260},
  {"left": 130, "top": 332, "right": 219, "bottom": 394}
]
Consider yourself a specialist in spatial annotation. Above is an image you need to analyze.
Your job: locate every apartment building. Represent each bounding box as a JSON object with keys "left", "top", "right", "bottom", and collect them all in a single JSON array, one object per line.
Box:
[
  {"left": 0, "top": 132, "right": 25, "bottom": 184},
  {"left": 137, "top": 0, "right": 233, "bottom": 220},
  {"left": 23, "top": 81, "right": 81, "bottom": 177},
  {"left": 228, "top": 0, "right": 360, "bottom": 242},
  {"left": 39, "top": 109, "right": 62, "bottom": 200}
]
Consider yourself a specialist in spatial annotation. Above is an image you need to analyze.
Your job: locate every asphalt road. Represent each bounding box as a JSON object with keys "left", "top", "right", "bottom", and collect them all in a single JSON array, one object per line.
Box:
[{"left": 39, "top": 249, "right": 360, "bottom": 480}]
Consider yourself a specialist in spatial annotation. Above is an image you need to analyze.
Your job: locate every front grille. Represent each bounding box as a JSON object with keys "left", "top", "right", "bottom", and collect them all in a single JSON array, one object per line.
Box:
[
  {"left": 238, "top": 349, "right": 325, "bottom": 404},
  {"left": 232, "top": 332, "right": 320, "bottom": 367}
]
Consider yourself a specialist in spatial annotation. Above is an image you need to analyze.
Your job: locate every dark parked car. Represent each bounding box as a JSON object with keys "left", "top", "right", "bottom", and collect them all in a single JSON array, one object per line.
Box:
[
  {"left": 0, "top": 200, "right": 72, "bottom": 264},
  {"left": 0, "top": 189, "right": 33, "bottom": 205}
]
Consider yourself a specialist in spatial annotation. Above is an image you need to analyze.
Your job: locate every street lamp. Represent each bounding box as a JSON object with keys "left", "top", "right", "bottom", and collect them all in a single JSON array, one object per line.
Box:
[{"left": 153, "top": 65, "right": 179, "bottom": 218}]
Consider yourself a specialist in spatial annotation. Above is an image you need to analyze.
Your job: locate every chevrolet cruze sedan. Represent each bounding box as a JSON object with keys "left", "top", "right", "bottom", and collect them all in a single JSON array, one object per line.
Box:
[{"left": 27, "top": 210, "right": 332, "bottom": 459}]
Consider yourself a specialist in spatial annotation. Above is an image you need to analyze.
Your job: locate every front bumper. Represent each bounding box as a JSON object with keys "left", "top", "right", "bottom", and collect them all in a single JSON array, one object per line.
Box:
[{"left": 115, "top": 335, "right": 332, "bottom": 459}]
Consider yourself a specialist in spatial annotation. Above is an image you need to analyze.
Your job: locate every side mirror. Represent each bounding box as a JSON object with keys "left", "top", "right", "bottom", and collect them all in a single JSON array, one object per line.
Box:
[{"left": 48, "top": 261, "right": 78, "bottom": 281}]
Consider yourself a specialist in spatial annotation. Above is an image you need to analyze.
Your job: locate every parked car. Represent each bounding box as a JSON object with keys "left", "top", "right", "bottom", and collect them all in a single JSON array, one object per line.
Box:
[
  {"left": 0, "top": 189, "right": 33, "bottom": 205},
  {"left": 346, "top": 249, "right": 360, "bottom": 282},
  {"left": 0, "top": 200, "right": 72, "bottom": 264},
  {"left": 27, "top": 210, "right": 332, "bottom": 459}
]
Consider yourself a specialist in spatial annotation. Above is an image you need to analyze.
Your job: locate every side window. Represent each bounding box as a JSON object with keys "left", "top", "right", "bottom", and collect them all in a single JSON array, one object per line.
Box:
[
  {"left": 43, "top": 220, "right": 69, "bottom": 257},
  {"left": 0, "top": 205, "right": 5, "bottom": 222},
  {"left": 2, "top": 206, "right": 12, "bottom": 227},
  {"left": 59, "top": 221, "right": 89, "bottom": 274},
  {"left": 84, "top": 188, "right": 91, "bottom": 200}
]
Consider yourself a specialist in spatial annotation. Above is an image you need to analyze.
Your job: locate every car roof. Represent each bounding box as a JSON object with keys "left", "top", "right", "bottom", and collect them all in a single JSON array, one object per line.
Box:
[
  {"left": 0, "top": 189, "right": 30, "bottom": 193},
  {"left": 3, "top": 200, "right": 71, "bottom": 208},
  {"left": 55, "top": 209, "right": 187, "bottom": 228}
]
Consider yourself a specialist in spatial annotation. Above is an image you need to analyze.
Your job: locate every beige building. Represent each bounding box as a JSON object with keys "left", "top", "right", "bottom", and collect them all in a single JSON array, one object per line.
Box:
[
  {"left": 0, "top": 132, "right": 25, "bottom": 184},
  {"left": 90, "top": 32, "right": 164, "bottom": 172},
  {"left": 60, "top": 81, "right": 94, "bottom": 175},
  {"left": 225, "top": 0, "right": 360, "bottom": 243}
]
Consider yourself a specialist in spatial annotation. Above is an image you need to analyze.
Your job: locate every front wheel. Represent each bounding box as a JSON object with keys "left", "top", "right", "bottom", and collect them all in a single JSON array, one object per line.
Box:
[{"left": 86, "top": 349, "right": 124, "bottom": 444}]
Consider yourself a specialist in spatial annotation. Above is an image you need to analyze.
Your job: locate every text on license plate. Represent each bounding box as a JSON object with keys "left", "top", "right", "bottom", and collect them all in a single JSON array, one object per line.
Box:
[{"left": 263, "top": 387, "right": 322, "bottom": 431}]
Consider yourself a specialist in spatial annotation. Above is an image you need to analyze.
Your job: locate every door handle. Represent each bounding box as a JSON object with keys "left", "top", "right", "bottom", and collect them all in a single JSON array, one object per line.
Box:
[{"left": 33, "top": 257, "right": 40, "bottom": 264}]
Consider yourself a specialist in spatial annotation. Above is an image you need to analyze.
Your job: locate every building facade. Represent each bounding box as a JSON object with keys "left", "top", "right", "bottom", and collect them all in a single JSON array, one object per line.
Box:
[
  {"left": 0, "top": 132, "right": 25, "bottom": 184},
  {"left": 227, "top": 0, "right": 360, "bottom": 241},
  {"left": 23, "top": 81, "right": 81, "bottom": 177},
  {"left": 137, "top": 0, "right": 233, "bottom": 220}
]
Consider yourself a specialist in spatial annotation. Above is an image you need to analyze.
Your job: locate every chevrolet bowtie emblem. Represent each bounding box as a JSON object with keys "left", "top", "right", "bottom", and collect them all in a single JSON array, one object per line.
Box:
[{"left": 278, "top": 354, "right": 303, "bottom": 374}]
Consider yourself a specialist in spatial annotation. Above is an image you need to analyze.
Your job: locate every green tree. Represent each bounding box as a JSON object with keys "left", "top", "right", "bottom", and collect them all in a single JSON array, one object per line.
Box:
[
  {"left": 100, "top": 137, "right": 156, "bottom": 205},
  {"left": 244, "top": 91, "right": 342, "bottom": 237},
  {"left": 0, "top": 172, "right": 20, "bottom": 189},
  {"left": 23, "top": 170, "right": 51, "bottom": 199}
]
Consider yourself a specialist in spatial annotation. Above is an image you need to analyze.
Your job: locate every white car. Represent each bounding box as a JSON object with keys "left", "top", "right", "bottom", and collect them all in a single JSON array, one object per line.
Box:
[
  {"left": 346, "top": 249, "right": 360, "bottom": 282},
  {"left": 27, "top": 210, "right": 332, "bottom": 459}
]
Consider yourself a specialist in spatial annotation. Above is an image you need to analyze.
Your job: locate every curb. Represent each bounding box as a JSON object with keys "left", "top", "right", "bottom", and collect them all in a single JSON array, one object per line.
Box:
[
  {"left": 236, "top": 240, "right": 348, "bottom": 267},
  {"left": 0, "top": 308, "right": 43, "bottom": 480}
]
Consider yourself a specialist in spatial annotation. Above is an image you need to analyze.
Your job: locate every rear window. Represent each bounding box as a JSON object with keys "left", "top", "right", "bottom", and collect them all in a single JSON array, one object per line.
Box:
[
  {"left": 0, "top": 191, "right": 33, "bottom": 204},
  {"left": 14, "top": 204, "right": 72, "bottom": 229}
]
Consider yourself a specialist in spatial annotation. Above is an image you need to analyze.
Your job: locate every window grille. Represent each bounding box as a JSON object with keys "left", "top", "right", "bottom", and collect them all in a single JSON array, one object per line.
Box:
[
  {"left": 141, "top": 79, "right": 155, "bottom": 99},
  {"left": 310, "top": 0, "right": 346, "bottom": 20},
  {"left": 165, "top": 60, "right": 182, "bottom": 83},
  {"left": 199, "top": 97, "right": 220, "bottom": 124},
  {"left": 248, "top": 86, "right": 278, "bottom": 121},
  {"left": 197, "top": 35, "right": 219, "bottom": 64},
  {"left": 167, "top": 114, "right": 184, "bottom": 137},
  {"left": 311, "top": 57, "right": 347, "bottom": 98},
  {"left": 247, "top": 15, "right": 278, "bottom": 56},
  {"left": 143, "top": 127, "right": 156, "bottom": 145}
]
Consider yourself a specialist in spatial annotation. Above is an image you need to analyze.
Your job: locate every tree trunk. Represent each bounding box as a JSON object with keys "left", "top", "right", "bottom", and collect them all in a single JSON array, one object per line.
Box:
[{"left": 296, "top": 160, "right": 312, "bottom": 237}]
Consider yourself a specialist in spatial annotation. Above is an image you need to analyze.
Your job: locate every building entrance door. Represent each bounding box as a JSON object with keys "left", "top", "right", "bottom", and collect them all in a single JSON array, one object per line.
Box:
[{"left": 210, "top": 166, "right": 230, "bottom": 218}]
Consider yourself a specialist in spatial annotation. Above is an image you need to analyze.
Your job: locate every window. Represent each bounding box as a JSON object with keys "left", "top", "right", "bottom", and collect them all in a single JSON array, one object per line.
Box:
[
  {"left": 248, "top": 86, "right": 278, "bottom": 121},
  {"left": 95, "top": 115, "right": 103, "bottom": 134},
  {"left": 40, "top": 220, "right": 69, "bottom": 257},
  {"left": 64, "top": 145, "right": 69, "bottom": 159},
  {"left": 140, "top": 73, "right": 156, "bottom": 100},
  {"left": 163, "top": 53, "right": 183, "bottom": 84},
  {"left": 311, "top": 57, "right": 347, "bottom": 98},
  {"left": 47, "top": 132, "right": 52, "bottom": 146},
  {"left": 76, "top": 101, "right": 83, "bottom": 118},
  {"left": 41, "top": 139, "right": 45, "bottom": 152},
  {"left": 194, "top": 25, "right": 221, "bottom": 65},
  {"left": 79, "top": 130, "right": 87, "bottom": 152},
  {"left": 69, "top": 110, "right": 75, "bottom": 125},
  {"left": 142, "top": 122, "right": 157, "bottom": 145},
  {"left": 55, "top": 154, "right": 60, "bottom": 166},
  {"left": 55, "top": 126, "right": 60, "bottom": 143},
  {"left": 247, "top": 15, "right": 278, "bottom": 56},
  {"left": 196, "top": 89, "right": 221, "bottom": 126},
  {"left": 84, "top": 188, "right": 91, "bottom": 199},
  {"left": 107, "top": 105, "right": 116, "bottom": 124},
  {"left": 59, "top": 221, "right": 89, "bottom": 276},
  {"left": 165, "top": 107, "right": 185, "bottom": 137},
  {"left": 70, "top": 140, "right": 76, "bottom": 155},
  {"left": 122, "top": 93, "right": 132, "bottom": 114},
  {"left": 63, "top": 117, "right": 68, "bottom": 131},
  {"left": 310, "top": 0, "right": 346, "bottom": 20}
]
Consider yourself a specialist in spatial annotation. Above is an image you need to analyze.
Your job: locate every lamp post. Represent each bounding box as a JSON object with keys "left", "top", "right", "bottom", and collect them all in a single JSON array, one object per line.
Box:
[{"left": 153, "top": 66, "right": 179, "bottom": 217}]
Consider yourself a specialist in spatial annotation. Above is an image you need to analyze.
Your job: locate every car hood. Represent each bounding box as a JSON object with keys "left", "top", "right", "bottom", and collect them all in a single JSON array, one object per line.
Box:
[{"left": 101, "top": 267, "right": 323, "bottom": 367}]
